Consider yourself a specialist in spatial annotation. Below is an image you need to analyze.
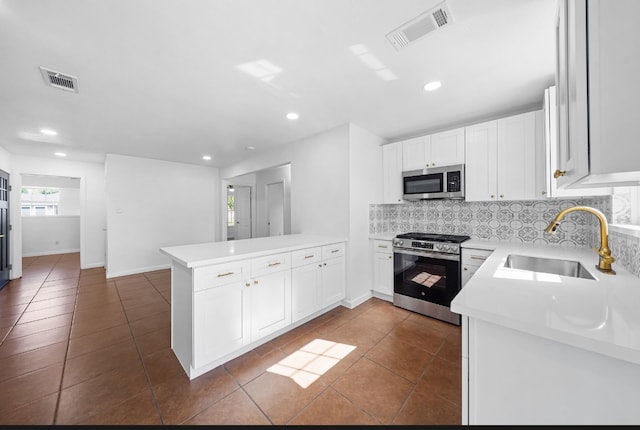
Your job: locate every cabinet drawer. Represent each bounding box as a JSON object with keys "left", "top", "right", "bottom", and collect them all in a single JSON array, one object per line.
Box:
[
  {"left": 462, "top": 248, "right": 493, "bottom": 268},
  {"left": 291, "top": 247, "right": 321, "bottom": 268},
  {"left": 322, "top": 242, "right": 345, "bottom": 260},
  {"left": 194, "top": 260, "right": 250, "bottom": 292},
  {"left": 373, "top": 239, "right": 392, "bottom": 254},
  {"left": 250, "top": 252, "right": 291, "bottom": 277}
]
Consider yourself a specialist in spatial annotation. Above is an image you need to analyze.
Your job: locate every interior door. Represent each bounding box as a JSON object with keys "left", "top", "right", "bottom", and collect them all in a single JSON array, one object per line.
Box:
[
  {"left": 0, "top": 170, "right": 10, "bottom": 289},
  {"left": 234, "top": 186, "right": 252, "bottom": 240},
  {"left": 266, "top": 181, "right": 284, "bottom": 237}
]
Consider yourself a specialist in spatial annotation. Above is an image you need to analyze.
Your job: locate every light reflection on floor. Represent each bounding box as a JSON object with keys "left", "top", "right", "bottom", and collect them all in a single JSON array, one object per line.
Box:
[{"left": 267, "top": 338, "right": 356, "bottom": 388}]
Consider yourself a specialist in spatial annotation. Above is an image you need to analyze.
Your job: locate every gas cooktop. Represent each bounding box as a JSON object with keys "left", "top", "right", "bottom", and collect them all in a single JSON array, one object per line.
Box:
[{"left": 395, "top": 232, "right": 471, "bottom": 244}]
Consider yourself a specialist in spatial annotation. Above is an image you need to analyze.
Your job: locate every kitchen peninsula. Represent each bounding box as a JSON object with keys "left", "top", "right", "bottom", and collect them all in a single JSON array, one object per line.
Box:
[{"left": 160, "top": 234, "right": 347, "bottom": 379}]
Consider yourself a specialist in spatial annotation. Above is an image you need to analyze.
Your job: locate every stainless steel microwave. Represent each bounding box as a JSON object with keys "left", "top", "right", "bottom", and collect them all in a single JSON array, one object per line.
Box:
[{"left": 402, "top": 164, "right": 465, "bottom": 200}]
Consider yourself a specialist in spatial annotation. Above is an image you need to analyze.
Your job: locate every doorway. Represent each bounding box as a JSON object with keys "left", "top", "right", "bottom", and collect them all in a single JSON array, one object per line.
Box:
[
  {"left": 229, "top": 185, "right": 252, "bottom": 240},
  {"left": 20, "top": 175, "right": 81, "bottom": 258},
  {"left": 0, "top": 169, "right": 9, "bottom": 289},
  {"left": 266, "top": 181, "right": 284, "bottom": 237}
]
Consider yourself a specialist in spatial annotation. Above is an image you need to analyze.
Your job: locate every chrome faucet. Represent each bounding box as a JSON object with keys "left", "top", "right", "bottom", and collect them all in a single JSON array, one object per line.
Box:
[{"left": 544, "top": 206, "right": 616, "bottom": 275}]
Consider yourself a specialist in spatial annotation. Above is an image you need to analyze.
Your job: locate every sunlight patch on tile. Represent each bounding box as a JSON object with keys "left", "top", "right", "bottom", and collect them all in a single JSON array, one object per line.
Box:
[{"left": 267, "top": 338, "right": 356, "bottom": 388}]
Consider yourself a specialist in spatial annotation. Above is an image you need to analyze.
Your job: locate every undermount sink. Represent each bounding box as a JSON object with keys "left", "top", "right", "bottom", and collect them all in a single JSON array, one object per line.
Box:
[{"left": 504, "top": 254, "right": 596, "bottom": 280}]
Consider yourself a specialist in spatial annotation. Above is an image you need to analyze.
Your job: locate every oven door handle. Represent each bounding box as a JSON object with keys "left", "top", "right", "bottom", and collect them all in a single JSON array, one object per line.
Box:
[{"left": 393, "top": 248, "right": 460, "bottom": 262}]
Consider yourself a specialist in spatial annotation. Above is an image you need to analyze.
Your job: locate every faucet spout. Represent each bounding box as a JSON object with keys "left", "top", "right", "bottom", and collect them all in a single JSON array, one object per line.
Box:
[{"left": 544, "top": 206, "right": 615, "bottom": 275}]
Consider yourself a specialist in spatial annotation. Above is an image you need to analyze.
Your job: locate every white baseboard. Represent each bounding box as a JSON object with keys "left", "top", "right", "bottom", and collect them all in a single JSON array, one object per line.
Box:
[
  {"left": 342, "top": 291, "right": 373, "bottom": 309},
  {"left": 371, "top": 291, "right": 393, "bottom": 303},
  {"left": 106, "top": 263, "right": 171, "bottom": 279},
  {"left": 81, "top": 261, "right": 105, "bottom": 270},
  {"left": 22, "top": 249, "right": 81, "bottom": 257}
]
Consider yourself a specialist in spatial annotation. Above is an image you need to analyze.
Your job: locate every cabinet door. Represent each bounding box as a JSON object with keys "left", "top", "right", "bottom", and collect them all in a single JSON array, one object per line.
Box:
[
  {"left": 250, "top": 270, "right": 292, "bottom": 340},
  {"left": 382, "top": 142, "right": 404, "bottom": 204},
  {"left": 542, "top": 87, "right": 611, "bottom": 198},
  {"left": 373, "top": 251, "right": 393, "bottom": 296},
  {"left": 465, "top": 120, "right": 498, "bottom": 201},
  {"left": 321, "top": 256, "right": 345, "bottom": 307},
  {"left": 430, "top": 127, "right": 465, "bottom": 166},
  {"left": 497, "top": 112, "right": 536, "bottom": 200},
  {"left": 555, "top": 0, "right": 590, "bottom": 188},
  {"left": 402, "top": 136, "right": 428, "bottom": 171},
  {"left": 193, "top": 281, "right": 249, "bottom": 369},
  {"left": 291, "top": 263, "right": 322, "bottom": 323}
]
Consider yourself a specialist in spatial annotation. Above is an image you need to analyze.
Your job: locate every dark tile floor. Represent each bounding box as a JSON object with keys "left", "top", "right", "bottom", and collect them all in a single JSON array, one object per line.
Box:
[{"left": 0, "top": 252, "right": 462, "bottom": 425}]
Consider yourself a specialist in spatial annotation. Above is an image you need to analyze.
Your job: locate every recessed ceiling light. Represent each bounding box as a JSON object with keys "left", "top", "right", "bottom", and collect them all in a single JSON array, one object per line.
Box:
[
  {"left": 202, "top": 155, "right": 212, "bottom": 161},
  {"left": 54, "top": 152, "right": 66, "bottom": 157},
  {"left": 246, "top": 146, "right": 255, "bottom": 151},
  {"left": 40, "top": 129, "right": 57, "bottom": 136},
  {"left": 286, "top": 112, "right": 299, "bottom": 120},
  {"left": 423, "top": 81, "right": 442, "bottom": 91}
]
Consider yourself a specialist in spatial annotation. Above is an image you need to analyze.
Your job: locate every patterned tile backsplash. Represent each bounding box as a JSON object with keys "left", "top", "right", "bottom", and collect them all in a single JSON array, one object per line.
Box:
[{"left": 369, "top": 196, "right": 640, "bottom": 277}]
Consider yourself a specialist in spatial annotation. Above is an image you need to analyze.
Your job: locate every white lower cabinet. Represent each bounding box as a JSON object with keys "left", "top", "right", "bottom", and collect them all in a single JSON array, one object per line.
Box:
[
  {"left": 193, "top": 280, "right": 249, "bottom": 369},
  {"left": 193, "top": 267, "right": 291, "bottom": 369},
  {"left": 291, "top": 262, "right": 322, "bottom": 323},
  {"left": 180, "top": 240, "right": 346, "bottom": 379},
  {"left": 461, "top": 248, "right": 492, "bottom": 287},
  {"left": 320, "top": 242, "right": 346, "bottom": 307},
  {"left": 249, "top": 270, "right": 291, "bottom": 340},
  {"left": 464, "top": 318, "right": 640, "bottom": 425},
  {"left": 321, "top": 256, "right": 345, "bottom": 307},
  {"left": 372, "top": 239, "right": 393, "bottom": 300}
]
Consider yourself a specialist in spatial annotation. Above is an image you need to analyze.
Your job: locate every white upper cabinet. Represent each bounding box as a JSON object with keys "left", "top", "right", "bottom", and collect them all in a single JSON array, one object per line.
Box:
[
  {"left": 496, "top": 112, "right": 537, "bottom": 201},
  {"left": 382, "top": 141, "right": 404, "bottom": 204},
  {"left": 465, "top": 120, "right": 498, "bottom": 201},
  {"left": 465, "top": 111, "right": 539, "bottom": 201},
  {"left": 401, "top": 136, "right": 428, "bottom": 171},
  {"left": 555, "top": 0, "right": 640, "bottom": 189},
  {"left": 429, "top": 127, "right": 465, "bottom": 167},
  {"left": 540, "top": 86, "right": 611, "bottom": 198},
  {"left": 402, "top": 128, "right": 465, "bottom": 172}
]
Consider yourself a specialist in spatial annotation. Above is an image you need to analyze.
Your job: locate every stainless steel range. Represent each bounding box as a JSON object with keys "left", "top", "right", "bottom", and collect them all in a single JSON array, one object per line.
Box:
[{"left": 392, "top": 232, "right": 470, "bottom": 325}]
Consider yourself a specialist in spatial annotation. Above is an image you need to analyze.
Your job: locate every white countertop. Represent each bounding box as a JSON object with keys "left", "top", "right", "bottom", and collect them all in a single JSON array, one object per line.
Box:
[
  {"left": 160, "top": 234, "right": 347, "bottom": 268},
  {"left": 369, "top": 233, "right": 396, "bottom": 241},
  {"left": 452, "top": 240, "right": 640, "bottom": 365}
]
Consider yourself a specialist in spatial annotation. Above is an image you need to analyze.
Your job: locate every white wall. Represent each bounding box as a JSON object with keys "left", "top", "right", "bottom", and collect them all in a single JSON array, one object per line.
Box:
[
  {"left": 255, "top": 164, "right": 291, "bottom": 238},
  {"left": 58, "top": 188, "right": 81, "bottom": 215},
  {"left": 10, "top": 155, "right": 106, "bottom": 277},
  {"left": 22, "top": 216, "right": 80, "bottom": 256},
  {"left": 105, "top": 154, "right": 218, "bottom": 278},
  {"left": 221, "top": 124, "right": 350, "bottom": 239},
  {"left": 347, "top": 123, "right": 385, "bottom": 305}
]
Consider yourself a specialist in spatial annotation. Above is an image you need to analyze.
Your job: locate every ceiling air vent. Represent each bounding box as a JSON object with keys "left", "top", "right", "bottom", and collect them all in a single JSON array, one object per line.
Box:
[
  {"left": 386, "top": 1, "right": 455, "bottom": 51},
  {"left": 39, "top": 66, "right": 79, "bottom": 93}
]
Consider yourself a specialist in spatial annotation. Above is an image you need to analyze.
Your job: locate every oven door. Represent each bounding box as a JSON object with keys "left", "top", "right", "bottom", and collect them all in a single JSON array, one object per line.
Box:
[{"left": 393, "top": 248, "right": 461, "bottom": 307}]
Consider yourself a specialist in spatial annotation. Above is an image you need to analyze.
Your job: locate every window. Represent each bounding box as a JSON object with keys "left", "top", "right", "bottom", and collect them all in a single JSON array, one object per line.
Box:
[
  {"left": 612, "top": 186, "right": 640, "bottom": 226},
  {"left": 227, "top": 194, "right": 235, "bottom": 227},
  {"left": 21, "top": 187, "right": 60, "bottom": 216}
]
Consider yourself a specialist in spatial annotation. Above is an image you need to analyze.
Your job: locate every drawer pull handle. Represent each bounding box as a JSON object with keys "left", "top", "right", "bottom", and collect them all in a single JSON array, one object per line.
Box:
[
  {"left": 470, "top": 256, "right": 487, "bottom": 260},
  {"left": 217, "top": 272, "right": 234, "bottom": 277},
  {"left": 304, "top": 255, "right": 315, "bottom": 259},
  {"left": 378, "top": 245, "right": 388, "bottom": 249},
  {"left": 331, "top": 249, "right": 340, "bottom": 253},
  {"left": 268, "top": 262, "right": 282, "bottom": 267}
]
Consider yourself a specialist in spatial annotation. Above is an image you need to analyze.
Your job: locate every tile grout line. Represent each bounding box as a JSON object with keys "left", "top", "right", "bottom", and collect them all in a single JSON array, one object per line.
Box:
[
  {"left": 51, "top": 266, "right": 80, "bottom": 425},
  {"left": 118, "top": 275, "right": 166, "bottom": 425},
  {"left": 0, "top": 258, "right": 58, "bottom": 346}
]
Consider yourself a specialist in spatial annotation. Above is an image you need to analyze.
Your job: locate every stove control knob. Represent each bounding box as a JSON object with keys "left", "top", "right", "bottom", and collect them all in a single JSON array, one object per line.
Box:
[{"left": 394, "top": 239, "right": 404, "bottom": 247}]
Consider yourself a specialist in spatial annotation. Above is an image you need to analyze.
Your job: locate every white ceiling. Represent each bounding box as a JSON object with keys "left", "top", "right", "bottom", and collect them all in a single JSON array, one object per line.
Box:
[{"left": 0, "top": 0, "right": 557, "bottom": 168}]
